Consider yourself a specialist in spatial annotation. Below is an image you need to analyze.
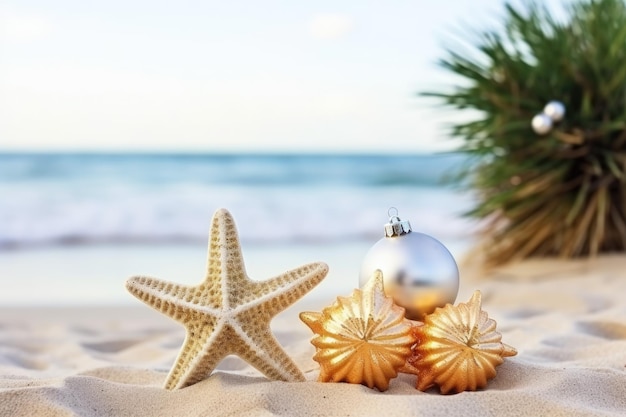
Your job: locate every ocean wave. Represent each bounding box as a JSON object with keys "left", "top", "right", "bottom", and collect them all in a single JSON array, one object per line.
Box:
[
  {"left": 0, "top": 186, "right": 475, "bottom": 248},
  {"left": 0, "top": 153, "right": 475, "bottom": 249},
  {"left": 0, "top": 153, "right": 465, "bottom": 186}
]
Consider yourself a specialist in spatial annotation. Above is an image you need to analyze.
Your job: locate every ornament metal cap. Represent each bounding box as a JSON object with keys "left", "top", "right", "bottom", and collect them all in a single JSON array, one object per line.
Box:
[{"left": 384, "top": 207, "right": 412, "bottom": 237}]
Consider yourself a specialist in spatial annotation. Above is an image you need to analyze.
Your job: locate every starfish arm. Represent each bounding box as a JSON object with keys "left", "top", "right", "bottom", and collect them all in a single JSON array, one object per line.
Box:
[
  {"left": 205, "top": 209, "right": 250, "bottom": 309},
  {"left": 231, "top": 312, "right": 305, "bottom": 382},
  {"left": 246, "top": 262, "right": 329, "bottom": 317},
  {"left": 164, "top": 316, "right": 223, "bottom": 390},
  {"left": 126, "top": 276, "right": 222, "bottom": 320}
]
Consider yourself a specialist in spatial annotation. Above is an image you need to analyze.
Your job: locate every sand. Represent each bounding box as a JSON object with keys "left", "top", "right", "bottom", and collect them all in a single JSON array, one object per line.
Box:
[{"left": 1, "top": 255, "right": 626, "bottom": 416}]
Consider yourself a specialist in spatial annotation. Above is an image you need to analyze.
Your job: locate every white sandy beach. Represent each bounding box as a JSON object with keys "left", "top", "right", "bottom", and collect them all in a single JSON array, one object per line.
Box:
[{"left": 1, "top": 247, "right": 626, "bottom": 416}]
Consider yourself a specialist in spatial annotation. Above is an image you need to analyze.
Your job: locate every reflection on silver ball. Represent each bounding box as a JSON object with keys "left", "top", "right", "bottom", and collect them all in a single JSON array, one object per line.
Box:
[
  {"left": 359, "top": 232, "right": 459, "bottom": 320},
  {"left": 531, "top": 113, "right": 553, "bottom": 135},
  {"left": 543, "top": 100, "right": 566, "bottom": 122}
]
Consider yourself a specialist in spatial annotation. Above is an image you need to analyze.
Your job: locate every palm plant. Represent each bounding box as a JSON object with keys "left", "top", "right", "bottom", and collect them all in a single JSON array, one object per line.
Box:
[{"left": 426, "top": 0, "right": 626, "bottom": 265}]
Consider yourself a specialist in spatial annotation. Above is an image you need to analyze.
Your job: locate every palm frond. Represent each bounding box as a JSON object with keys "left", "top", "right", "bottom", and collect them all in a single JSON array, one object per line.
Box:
[{"left": 426, "top": 0, "right": 626, "bottom": 265}]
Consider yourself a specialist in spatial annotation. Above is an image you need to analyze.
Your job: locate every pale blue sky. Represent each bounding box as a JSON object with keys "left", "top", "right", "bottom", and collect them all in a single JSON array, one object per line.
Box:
[{"left": 0, "top": 0, "right": 568, "bottom": 153}]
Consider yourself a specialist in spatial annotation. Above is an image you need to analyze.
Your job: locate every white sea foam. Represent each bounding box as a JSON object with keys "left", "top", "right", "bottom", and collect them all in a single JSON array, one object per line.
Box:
[{"left": 0, "top": 153, "right": 476, "bottom": 249}]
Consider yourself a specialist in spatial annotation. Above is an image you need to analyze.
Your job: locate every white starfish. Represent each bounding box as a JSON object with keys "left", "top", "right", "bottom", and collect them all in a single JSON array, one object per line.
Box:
[{"left": 126, "top": 208, "right": 329, "bottom": 389}]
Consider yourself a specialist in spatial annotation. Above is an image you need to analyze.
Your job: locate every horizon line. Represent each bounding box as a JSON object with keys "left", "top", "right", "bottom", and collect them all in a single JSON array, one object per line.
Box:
[{"left": 0, "top": 149, "right": 459, "bottom": 156}]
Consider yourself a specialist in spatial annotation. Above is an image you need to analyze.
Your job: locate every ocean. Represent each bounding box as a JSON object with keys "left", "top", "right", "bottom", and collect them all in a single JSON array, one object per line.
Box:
[
  {"left": 0, "top": 152, "right": 475, "bottom": 250},
  {"left": 0, "top": 152, "right": 478, "bottom": 305}
]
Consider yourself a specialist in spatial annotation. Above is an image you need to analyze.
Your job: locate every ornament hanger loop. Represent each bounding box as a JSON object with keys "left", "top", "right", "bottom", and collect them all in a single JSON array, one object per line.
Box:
[
  {"left": 384, "top": 207, "right": 412, "bottom": 237},
  {"left": 387, "top": 207, "right": 403, "bottom": 224}
]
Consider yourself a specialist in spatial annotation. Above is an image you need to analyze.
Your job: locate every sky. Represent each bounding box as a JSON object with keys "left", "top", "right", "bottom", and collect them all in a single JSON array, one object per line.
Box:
[{"left": 0, "top": 0, "right": 569, "bottom": 153}]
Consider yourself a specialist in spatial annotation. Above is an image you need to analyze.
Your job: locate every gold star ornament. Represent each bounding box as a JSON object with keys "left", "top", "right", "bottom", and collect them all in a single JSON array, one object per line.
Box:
[
  {"left": 300, "top": 270, "right": 415, "bottom": 391},
  {"left": 126, "top": 208, "right": 329, "bottom": 390},
  {"left": 405, "top": 291, "right": 517, "bottom": 394}
]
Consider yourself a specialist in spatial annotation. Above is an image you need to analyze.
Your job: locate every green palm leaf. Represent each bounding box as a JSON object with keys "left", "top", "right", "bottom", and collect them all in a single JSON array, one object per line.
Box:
[{"left": 425, "top": 0, "right": 626, "bottom": 265}]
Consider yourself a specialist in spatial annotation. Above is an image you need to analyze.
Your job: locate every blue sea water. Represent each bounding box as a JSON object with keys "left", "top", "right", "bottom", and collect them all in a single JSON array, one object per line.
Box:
[{"left": 0, "top": 153, "right": 475, "bottom": 250}]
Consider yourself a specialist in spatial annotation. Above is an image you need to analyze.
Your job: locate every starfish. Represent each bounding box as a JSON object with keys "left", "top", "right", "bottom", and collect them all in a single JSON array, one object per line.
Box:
[{"left": 125, "top": 208, "right": 329, "bottom": 390}]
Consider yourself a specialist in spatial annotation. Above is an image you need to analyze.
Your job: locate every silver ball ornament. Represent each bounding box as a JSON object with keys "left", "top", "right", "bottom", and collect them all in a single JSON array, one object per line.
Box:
[
  {"left": 531, "top": 113, "right": 553, "bottom": 135},
  {"left": 543, "top": 100, "right": 566, "bottom": 122},
  {"left": 359, "top": 210, "right": 459, "bottom": 320}
]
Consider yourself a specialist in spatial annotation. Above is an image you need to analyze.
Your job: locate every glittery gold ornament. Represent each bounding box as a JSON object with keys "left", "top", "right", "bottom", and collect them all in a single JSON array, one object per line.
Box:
[
  {"left": 405, "top": 291, "right": 517, "bottom": 394},
  {"left": 300, "top": 270, "right": 415, "bottom": 391}
]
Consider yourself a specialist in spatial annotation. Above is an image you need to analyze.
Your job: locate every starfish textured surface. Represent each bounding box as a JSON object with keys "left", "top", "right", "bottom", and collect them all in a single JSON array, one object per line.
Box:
[{"left": 125, "top": 208, "right": 329, "bottom": 390}]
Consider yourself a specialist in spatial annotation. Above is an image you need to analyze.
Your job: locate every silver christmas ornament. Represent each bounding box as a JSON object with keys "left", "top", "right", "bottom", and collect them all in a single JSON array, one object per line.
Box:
[
  {"left": 543, "top": 100, "right": 566, "bottom": 122},
  {"left": 359, "top": 208, "right": 459, "bottom": 320},
  {"left": 531, "top": 113, "right": 553, "bottom": 135}
]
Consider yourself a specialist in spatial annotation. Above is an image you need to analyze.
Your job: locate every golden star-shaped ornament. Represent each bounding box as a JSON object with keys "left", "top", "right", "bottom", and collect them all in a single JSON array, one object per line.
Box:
[
  {"left": 300, "top": 270, "right": 415, "bottom": 391},
  {"left": 126, "top": 208, "right": 329, "bottom": 390}
]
